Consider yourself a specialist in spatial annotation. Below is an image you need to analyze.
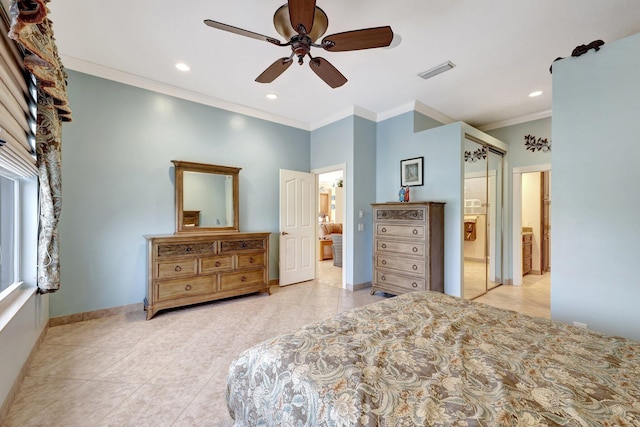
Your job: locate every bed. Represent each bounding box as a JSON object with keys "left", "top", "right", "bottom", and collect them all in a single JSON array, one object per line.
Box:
[{"left": 226, "top": 291, "right": 640, "bottom": 425}]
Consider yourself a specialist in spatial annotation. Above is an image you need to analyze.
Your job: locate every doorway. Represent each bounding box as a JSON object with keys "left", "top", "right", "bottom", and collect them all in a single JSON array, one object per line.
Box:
[
  {"left": 315, "top": 166, "right": 345, "bottom": 287},
  {"left": 512, "top": 164, "right": 551, "bottom": 286},
  {"left": 462, "top": 137, "right": 505, "bottom": 299}
]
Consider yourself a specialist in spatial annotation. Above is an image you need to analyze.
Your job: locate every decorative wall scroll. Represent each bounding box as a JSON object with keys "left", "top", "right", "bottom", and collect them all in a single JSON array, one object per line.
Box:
[
  {"left": 524, "top": 134, "right": 551, "bottom": 152},
  {"left": 464, "top": 147, "right": 487, "bottom": 163}
]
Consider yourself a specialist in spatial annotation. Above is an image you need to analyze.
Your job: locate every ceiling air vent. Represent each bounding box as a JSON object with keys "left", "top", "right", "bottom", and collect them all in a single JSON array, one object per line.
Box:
[{"left": 418, "top": 61, "right": 455, "bottom": 80}]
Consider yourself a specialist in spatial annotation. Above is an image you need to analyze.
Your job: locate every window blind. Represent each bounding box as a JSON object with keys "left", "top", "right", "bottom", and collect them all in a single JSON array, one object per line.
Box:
[{"left": 0, "top": 10, "right": 36, "bottom": 177}]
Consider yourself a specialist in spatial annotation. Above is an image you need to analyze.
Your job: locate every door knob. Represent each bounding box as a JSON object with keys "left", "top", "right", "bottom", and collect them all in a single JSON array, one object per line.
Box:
[{"left": 281, "top": 231, "right": 289, "bottom": 235}]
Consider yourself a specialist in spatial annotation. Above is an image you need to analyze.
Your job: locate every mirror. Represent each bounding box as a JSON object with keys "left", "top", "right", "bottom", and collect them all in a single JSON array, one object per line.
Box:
[{"left": 172, "top": 160, "right": 241, "bottom": 233}]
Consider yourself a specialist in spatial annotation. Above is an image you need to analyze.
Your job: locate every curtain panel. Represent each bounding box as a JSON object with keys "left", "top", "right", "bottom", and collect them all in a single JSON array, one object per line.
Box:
[{"left": 8, "top": 0, "right": 71, "bottom": 293}]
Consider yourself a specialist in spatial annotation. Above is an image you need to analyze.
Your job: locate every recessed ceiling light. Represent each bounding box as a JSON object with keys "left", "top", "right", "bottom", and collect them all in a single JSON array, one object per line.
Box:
[
  {"left": 266, "top": 93, "right": 278, "bottom": 100},
  {"left": 529, "top": 90, "right": 543, "bottom": 97},
  {"left": 175, "top": 62, "right": 190, "bottom": 72}
]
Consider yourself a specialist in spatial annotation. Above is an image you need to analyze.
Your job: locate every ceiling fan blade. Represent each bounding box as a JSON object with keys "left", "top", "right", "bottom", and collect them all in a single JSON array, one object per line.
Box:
[
  {"left": 322, "top": 26, "right": 393, "bottom": 52},
  {"left": 288, "top": 0, "right": 316, "bottom": 34},
  {"left": 255, "top": 58, "right": 294, "bottom": 83},
  {"left": 204, "top": 19, "right": 281, "bottom": 46},
  {"left": 309, "top": 57, "right": 347, "bottom": 88}
]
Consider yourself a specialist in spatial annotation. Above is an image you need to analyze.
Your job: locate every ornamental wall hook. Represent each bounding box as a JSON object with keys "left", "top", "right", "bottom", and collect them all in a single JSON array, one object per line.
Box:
[{"left": 524, "top": 134, "right": 551, "bottom": 152}]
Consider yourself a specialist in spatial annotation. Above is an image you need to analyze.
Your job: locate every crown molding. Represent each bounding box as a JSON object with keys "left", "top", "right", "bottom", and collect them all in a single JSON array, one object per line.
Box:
[
  {"left": 478, "top": 109, "right": 552, "bottom": 131},
  {"left": 309, "top": 105, "right": 377, "bottom": 130},
  {"left": 60, "top": 55, "right": 551, "bottom": 133},
  {"left": 60, "top": 55, "right": 311, "bottom": 131},
  {"left": 413, "top": 100, "right": 457, "bottom": 124}
]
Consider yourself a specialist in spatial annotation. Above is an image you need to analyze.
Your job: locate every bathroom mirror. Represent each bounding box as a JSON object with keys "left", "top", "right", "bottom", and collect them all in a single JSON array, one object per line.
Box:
[{"left": 172, "top": 160, "right": 240, "bottom": 233}]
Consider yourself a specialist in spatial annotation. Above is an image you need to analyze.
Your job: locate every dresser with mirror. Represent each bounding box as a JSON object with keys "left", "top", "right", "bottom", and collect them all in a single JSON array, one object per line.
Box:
[{"left": 144, "top": 161, "right": 270, "bottom": 320}]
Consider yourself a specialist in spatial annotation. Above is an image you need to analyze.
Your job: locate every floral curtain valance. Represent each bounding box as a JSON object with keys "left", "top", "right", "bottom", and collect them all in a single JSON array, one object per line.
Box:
[
  {"left": 8, "top": 0, "right": 70, "bottom": 293},
  {"left": 9, "top": 0, "right": 71, "bottom": 121}
]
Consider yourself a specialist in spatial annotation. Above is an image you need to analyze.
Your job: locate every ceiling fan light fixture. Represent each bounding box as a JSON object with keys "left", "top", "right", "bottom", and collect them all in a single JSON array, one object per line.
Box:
[
  {"left": 273, "top": 4, "right": 329, "bottom": 42},
  {"left": 266, "top": 93, "right": 278, "bottom": 100},
  {"left": 418, "top": 61, "right": 455, "bottom": 80}
]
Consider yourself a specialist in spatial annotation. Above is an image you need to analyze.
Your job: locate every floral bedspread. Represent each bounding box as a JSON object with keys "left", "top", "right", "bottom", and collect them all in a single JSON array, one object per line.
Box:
[{"left": 226, "top": 291, "right": 640, "bottom": 426}]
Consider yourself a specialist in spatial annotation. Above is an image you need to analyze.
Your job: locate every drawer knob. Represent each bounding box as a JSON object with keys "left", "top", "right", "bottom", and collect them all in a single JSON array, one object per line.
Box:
[
  {"left": 381, "top": 227, "right": 387, "bottom": 233},
  {"left": 412, "top": 247, "right": 418, "bottom": 252},
  {"left": 241, "top": 276, "right": 247, "bottom": 282},
  {"left": 412, "top": 282, "right": 418, "bottom": 288},
  {"left": 381, "top": 244, "right": 387, "bottom": 249},
  {"left": 215, "top": 261, "right": 221, "bottom": 267},
  {"left": 249, "top": 257, "right": 254, "bottom": 263},
  {"left": 412, "top": 265, "right": 418, "bottom": 270},
  {"left": 174, "top": 266, "right": 182, "bottom": 272},
  {"left": 381, "top": 260, "right": 387, "bottom": 265},
  {"left": 185, "top": 284, "right": 192, "bottom": 291},
  {"left": 241, "top": 243, "right": 247, "bottom": 248},
  {"left": 381, "top": 275, "right": 386, "bottom": 281},
  {"left": 185, "top": 247, "right": 192, "bottom": 252},
  {"left": 412, "top": 229, "right": 418, "bottom": 235}
]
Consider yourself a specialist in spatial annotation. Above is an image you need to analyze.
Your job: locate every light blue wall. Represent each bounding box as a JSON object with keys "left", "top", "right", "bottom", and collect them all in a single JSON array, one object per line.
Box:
[
  {"left": 376, "top": 112, "right": 464, "bottom": 296},
  {"left": 552, "top": 32, "right": 640, "bottom": 340},
  {"left": 487, "top": 118, "right": 551, "bottom": 169},
  {"left": 310, "top": 117, "right": 359, "bottom": 287},
  {"left": 352, "top": 116, "right": 377, "bottom": 286},
  {"left": 52, "top": 70, "right": 309, "bottom": 317}
]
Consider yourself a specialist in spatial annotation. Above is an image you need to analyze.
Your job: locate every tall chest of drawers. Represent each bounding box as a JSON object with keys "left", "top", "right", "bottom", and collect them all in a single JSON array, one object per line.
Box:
[
  {"left": 371, "top": 202, "right": 445, "bottom": 295},
  {"left": 144, "top": 232, "right": 270, "bottom": 319}
]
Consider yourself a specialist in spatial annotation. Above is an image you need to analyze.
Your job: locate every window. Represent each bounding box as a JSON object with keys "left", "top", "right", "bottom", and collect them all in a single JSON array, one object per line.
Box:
[{"left": 0, "top": 171, "right": 17, "bottom": 292}]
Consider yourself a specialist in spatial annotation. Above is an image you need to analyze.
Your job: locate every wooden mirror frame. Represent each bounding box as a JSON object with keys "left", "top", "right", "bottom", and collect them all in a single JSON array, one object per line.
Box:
[{"left": 172, "top": 160, "right": 241, "bottom": 234}]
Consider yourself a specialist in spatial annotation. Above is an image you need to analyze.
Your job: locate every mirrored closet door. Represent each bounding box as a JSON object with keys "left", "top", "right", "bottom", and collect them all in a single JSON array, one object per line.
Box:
[{"left": 463, "top": 137, "right": 504, "bottom": 299}]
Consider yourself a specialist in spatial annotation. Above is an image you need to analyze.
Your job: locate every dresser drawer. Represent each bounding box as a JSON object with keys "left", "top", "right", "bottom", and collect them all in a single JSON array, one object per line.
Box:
[
  {"left": 200, "top": 256, "right": 233, "bottom": 274},
  {"left": 376, "top": 224, "right": 424, "bottom": 239},
  {"left": 219, "top": 269, "right": 265, "bottom": 291},
  {"left": 155, "top": 259, "right": 198, "bottom": 279},
  {"left": 237, "top": 252, "right": 266, "bottom": 269},
  {"left": 157, "top": 242, "right": 216, "bottom": 257},
  {"left": 376, "top": 239, "right": 425, "bottom": 256},
  {"left": 220, "top": 239, "right": 265, "bottom": 253},
  {"left": 375, "top": 270, "right": 425, "bottom": 291},
  {"left": 155, "top": 276, "right": 215, "bottom": 302},
  {"left": 375, "top": 254, "right": 425, "bottom": 275},
  {"left": 375, "top": 208, "right": 425, "bottom": 222}
]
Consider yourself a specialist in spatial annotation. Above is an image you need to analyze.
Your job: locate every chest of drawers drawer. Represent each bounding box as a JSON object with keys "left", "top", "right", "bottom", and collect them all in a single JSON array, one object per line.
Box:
[
  {"left": 375, "top": 270, "right": 425, "bottom": 291},
  {"left": 376, "top": 254, "right": 425, "bottom": 275},
  {"left": 200, "top": 256, "right": 233, "bottom": 273},
  {"left": 157, "top": 242, "right": 216, "bottom": 257},
  {"left": 220, "top": 239, "right": 265, "bottom": 253},
  {"left": 376, "top": 224, "right": 425, "bottom": 239},
  {"left": 155, "top": 259, "right": 198, "bottom": 280},
  {"left": 237, "top": 253, "right": 266, "bottom": 269},
  {"left": 155, "top": 275, "right": 215, "bottom": 302},
  {"left": 376, "top": 240, "right": 425, "bottom": 256},
  {"left": 219, "top": 269, "right": 265, "bottom": 291}
]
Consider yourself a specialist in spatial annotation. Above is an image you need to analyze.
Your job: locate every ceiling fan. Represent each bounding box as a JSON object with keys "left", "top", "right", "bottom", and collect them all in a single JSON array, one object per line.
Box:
[{"left": 204, "top": 0, "right": 394, "bottom": 88}]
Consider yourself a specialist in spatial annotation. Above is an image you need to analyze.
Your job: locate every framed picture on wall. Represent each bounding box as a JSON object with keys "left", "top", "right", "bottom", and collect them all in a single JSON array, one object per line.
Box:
[{"left": 400, "top": 157, "right": 424, "bottom": 186}]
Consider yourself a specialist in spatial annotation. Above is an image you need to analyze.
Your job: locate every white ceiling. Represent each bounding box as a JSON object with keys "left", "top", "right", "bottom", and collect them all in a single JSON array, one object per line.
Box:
[{"left": 47, "top": 0, "right": 640, "bottom": 130}]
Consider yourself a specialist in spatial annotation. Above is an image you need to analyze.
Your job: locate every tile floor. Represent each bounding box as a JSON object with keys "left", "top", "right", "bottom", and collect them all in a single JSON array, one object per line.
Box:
[{"left": 3, "top": 264, "right": 550, "bottom": 426}]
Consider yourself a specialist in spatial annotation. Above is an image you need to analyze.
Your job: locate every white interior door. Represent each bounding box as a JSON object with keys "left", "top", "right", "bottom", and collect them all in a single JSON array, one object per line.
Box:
[{"left": 279, "top": 169, "right": 316, "bottom": 286}]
